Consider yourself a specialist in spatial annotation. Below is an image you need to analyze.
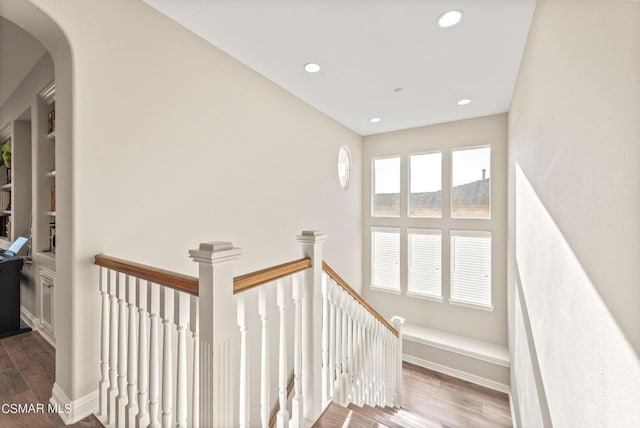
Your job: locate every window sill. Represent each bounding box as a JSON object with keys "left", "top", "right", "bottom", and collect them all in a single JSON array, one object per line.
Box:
[
  {"left": 406, "top": 292, "right": 444, "bottom": 303},
  {"left": 369, "top": 285, "right": 401, "bottom": 295},
  {"left": 448, "top": 299, "right": 494, "bottom": 312}
]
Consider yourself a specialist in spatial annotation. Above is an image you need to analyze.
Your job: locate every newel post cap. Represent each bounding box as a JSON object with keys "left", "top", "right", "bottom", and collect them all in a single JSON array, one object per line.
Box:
[
  {"left": 189, "top": 241, "right": 242, "bottom": 264},
  {"left": 296, "top": 230, "right": 327, "bottom": 243},
  {"left": 390, "top": 316, "right": 405, "bottom": 331}
]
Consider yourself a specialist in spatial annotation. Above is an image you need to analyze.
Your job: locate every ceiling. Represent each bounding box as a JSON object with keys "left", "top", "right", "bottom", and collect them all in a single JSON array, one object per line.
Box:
[
  {"left": 0, "top": 16, "right": 46, "bottom": 109},
  {"left": 144, "top": 0, "right": 536, "bottom": 136}
]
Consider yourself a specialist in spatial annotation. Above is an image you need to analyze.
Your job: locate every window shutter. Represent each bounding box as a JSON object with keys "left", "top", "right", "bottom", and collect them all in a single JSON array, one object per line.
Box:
[
  {"left": 450, "top": 230, "right": 492, "bottom": 308},
  {"left": 371, "top": 227, "right": 400, "bottom": 291},
  {"left": 407, "top": 229, "right": 441, "bottom": 298}
]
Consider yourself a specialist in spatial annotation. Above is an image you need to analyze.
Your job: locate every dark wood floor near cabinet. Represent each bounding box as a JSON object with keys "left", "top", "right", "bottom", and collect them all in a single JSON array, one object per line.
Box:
[
  {"left": 0, "top": 331, "right": 102, "bottom": 428},
  {"left": 315, "top": 361, "right": 512, "bottom": 428}
]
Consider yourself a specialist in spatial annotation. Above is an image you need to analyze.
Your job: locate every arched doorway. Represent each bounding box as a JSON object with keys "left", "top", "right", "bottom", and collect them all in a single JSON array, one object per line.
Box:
[{"left": 0, "top": 0, "right": 81, "bottom": 424}]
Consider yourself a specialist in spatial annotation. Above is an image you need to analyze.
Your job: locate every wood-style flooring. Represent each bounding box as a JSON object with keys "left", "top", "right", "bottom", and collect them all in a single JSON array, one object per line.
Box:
[
  {"left": 0, "top": 331, "right": 102, "bottom": 428},
  {"left": 402, "top": 361, "right": 512, "bottom": 427},
  {"left": 315, "top": 362, "right": 512, "bottom": 428}
]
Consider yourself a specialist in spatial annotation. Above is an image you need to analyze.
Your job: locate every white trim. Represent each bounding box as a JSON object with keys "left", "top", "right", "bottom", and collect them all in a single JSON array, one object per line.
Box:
[
  {"left": 369, "top": 285, "right": 401, "bottom": 295},
  {"left": 403, "top": 353, "right": 510, "bottom": 394},
  {"left": 38, "top": 325, "right": 56, "bottom": 348},
  {"left": 403, "top": 323, "right": 510, "bottom": 367},
  {"left": 50, "top": 383, "right": 98, "bottom": 425},
  {"left": 509, "top": 392, "right": 518, "bottom": 428},
  {"left": 20, "top": 305, "right": 40, "bottom": 330},
  {"left": 448, "top": 298, "right": 495, "bottom": 312},
  {"left": 405, "top": 292, "right": 444, "bottom": 302}
]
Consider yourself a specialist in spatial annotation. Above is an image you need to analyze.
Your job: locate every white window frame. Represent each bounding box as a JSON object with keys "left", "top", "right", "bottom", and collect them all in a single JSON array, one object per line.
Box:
[
  {"left": 370, "top": 226, "right": 401, "bottom": 294},
  {"left": 407, "top": 228, "right": 443, "bottom": 302},
  {"left": 449, "top": 229, "right": 493, "bottom": 311}
]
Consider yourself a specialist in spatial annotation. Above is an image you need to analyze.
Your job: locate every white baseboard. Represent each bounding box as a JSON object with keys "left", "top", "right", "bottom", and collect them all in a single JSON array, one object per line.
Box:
[
  {"left": 38, "top": 326, "right": 56, "bottom": 348},
  {"left": 50, "top": 383, "right": 98, "bottom": 425},
  {"left": 20, "top": 305, "right": 40, "bottom": 330},
  {"left": 403, "top": 353, "right": 511, "bottom": 394},
  {"left": 509, "top": 392, "right": 518, "bottom": 428}
]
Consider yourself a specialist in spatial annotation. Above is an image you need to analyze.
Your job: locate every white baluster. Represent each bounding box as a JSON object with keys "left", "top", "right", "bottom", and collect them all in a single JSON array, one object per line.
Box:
[
  {"left": 391, "top": 316, "right": 405, "bottom": 406},
  {"left": 292, "top": 274, "right": 303, "bottom": 427},
  {"left": 341, "top": 292, "right": 348, "bottom": 404},
  {"left": 148, "top": 283, "right": 161, "bottom": 428},
  {"left": 327, "top": 280, "right": 336, "bottom": 402},
  {"left": 175, "top": 291, "right": 190, "bottom": 428},
  {"left": 98, "top": 267, "right": 110, "bottom": 419},
  {"left": 136, "top": 281, "right": 150, "bottom": 428},
  {"left": 333, "top": 289, "right": 342, "bottom": 403},
  {"left": 116, "top": 274, "right": 129, "bottom": 427},
  {"left": 276, "top": 279, "right": 289, "bottom": 428},
  {"left": 160, "top": 287, "right": 174, "bottom": 428},
  {"left": 321, "top": 273, "right": 329, "bottom": 405},
  {"left": 258, "top": 287, "right": 269, "bottom": 428},
  {"left": 190, "top": 295, "right": 200, "bottom": 428},
  {"left": 346, "top": 298, "right": 353, "bottom": 403},
  {"left": 237, "top": 294, "right": 250, "bottom": 428},
  {"left": 126, "top": 278, "right": 139, "bottom": 427},
  {"left": 107, "top": 270, "right": 119, "bottom": 425}
]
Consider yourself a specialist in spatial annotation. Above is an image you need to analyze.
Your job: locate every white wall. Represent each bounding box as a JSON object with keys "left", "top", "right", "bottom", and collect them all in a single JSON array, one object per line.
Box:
[
  {"left": 508, "top": 0, "right": 640, "bottom": 426},
  {"left": 0, "top": 53, "right": 54, "bottom": 316},
  {"left": 5, "top": 0, "right": 363, "bottom": 404},
  {"left": 362, "top": 114, "right": 508, "bottom": 346}
]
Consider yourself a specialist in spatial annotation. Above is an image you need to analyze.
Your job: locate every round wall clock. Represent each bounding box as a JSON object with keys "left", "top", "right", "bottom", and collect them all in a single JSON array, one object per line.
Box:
[{"left": 337, "top": 145, "right": 351, "bottom": 189}]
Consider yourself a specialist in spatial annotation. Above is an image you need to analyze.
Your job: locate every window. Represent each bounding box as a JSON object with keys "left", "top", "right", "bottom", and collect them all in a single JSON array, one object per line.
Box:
[
  {"left": 409, "top": 152, "right": 442, "bottom": 218},
  {"left": 373, "top": 157, "right": 400, "bottom": 217},
  {"left": 450, "top": 230, "right": 492, "bottom": 309},
  {"left": 371, "top": 227, "right": 400, "bottom": 292},
  {"left": 451, "top": 146, "right": 490, "bottom": 218},
  {"left": 407, "top": 229, "right": 441, "bottom": 299}
]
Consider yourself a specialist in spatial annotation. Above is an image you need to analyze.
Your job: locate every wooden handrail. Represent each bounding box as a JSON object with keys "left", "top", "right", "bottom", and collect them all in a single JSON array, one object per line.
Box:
[
  {"left": 233, "top": 257, "right": 311, "bottom": 294},
  {"left": 322, "top": 261, "right": 398, "bottom": 337},
  {"left": 95, "top": 254, "right": 199, "bottom": 296}
]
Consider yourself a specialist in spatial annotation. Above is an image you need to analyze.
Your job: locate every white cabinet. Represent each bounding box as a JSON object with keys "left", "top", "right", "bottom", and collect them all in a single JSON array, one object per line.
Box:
[{"left": 38, "top": 265, "right": 55, "bottom": 346}]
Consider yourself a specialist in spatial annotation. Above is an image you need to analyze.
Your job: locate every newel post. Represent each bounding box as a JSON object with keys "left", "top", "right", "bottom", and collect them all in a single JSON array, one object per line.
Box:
[
  {"left": 390, "top": 316, "right": 405, "bottom": 407},
  {"left": 190, "top": 242, "right": 242, "bottom": 428},
  {"left": 297, "top": 230, "right": 327, "bottom": 422}
]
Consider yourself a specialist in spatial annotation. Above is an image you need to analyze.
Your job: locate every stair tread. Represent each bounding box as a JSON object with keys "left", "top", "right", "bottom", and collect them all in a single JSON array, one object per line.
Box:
[
  {"left": 367, "top": 405, "right": 435, "bottom": 428},
  {"left": 313, "top": 402, "right": 390, "bottom": 428},
  {"left": 348, "top": 404, "right": 404, "bottom": 428}
]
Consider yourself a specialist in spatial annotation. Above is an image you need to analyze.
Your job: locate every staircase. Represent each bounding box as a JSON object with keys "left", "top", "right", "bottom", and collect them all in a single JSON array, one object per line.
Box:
[
  {"left": 94, "top": 230, "right": 405, "bottom": 427},
  {"left": 314, "top": 403, "right": 436, "bottom": 428}
]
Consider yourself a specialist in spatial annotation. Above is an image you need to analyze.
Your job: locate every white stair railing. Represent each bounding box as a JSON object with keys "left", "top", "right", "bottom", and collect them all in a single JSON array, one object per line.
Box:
[{"left": 95, "top": 231, "right": 404, "bottom": 428}]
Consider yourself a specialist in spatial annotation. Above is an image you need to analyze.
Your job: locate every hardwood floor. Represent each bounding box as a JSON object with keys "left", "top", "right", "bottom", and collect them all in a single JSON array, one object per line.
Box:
[
  {"left": 401, "top": 361, "right": 512, "bottom": 428},
  {"left": 315, "top": 362, "right": 512, "bottom": 428},
  {"left": 0, "top": 331, "right": 102, "bottom": 428}
]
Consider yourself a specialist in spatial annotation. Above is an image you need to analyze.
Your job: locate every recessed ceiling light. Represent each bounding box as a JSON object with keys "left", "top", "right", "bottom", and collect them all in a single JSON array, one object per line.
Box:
[
  {"left": 457, "top": 98, "right": 472, "bottom": 106},
  {"left": 370, "top": 117, "right": 382, "bottom": 123},
  {"left": 438, "top": 10, "right": 462, "bottom": 28},
  {"left": 304, "top": 62, "right": 321, "bottom": 73}
]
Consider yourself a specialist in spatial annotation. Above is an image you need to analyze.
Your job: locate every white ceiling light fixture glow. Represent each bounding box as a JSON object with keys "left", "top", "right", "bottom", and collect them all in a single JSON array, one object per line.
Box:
[
  {"left": 303, "top": 62, "right": 321, "bottom": 73},
  {"left": 370, "top": 117, "right": 382, "bottom": 123},
  {"left": 457, "top": 98, "right": 472, "bottom": 106},
  {"left": 438, "top": 10, "right": 463, "bottom": 28}
]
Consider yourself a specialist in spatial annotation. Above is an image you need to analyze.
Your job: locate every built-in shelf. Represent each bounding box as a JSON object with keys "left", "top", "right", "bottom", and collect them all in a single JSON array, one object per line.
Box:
[
  {"left": 47, "top": 131, "right": 55, "bottom": 140},
  {"left": 46, "top": 170, "right": 56, "bottom": 178},
  {"left": 0, "top": 183, "right": 11, "bottom": 190},
  {"left": 46, "top": 211, "right": 56, "bottom": 217},
  {"left": 1, "top": 210, "right": 12, "bottom": 215}
]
